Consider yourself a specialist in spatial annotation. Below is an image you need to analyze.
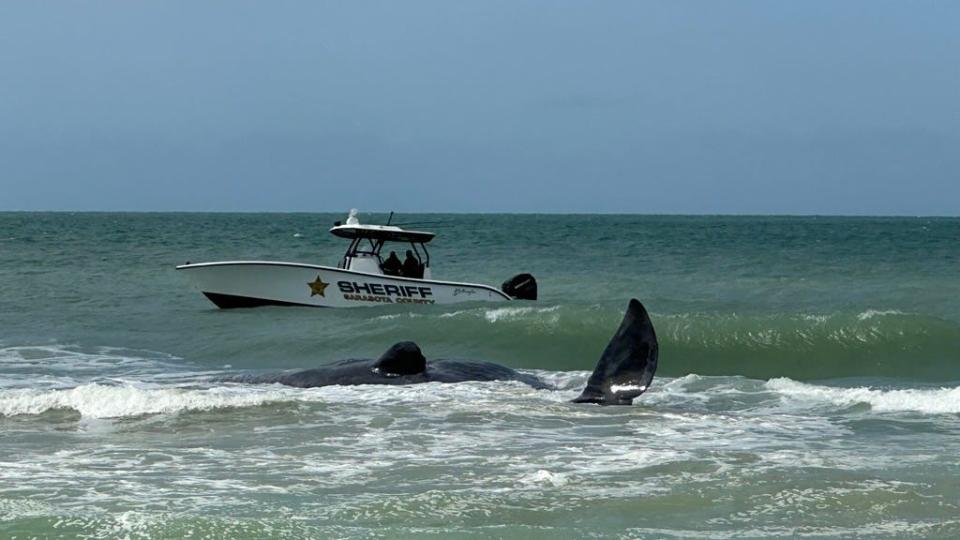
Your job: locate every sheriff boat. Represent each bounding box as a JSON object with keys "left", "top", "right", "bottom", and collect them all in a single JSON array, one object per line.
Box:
[{"left": 176, "top": 210, "right": 537, "bottom": 309}]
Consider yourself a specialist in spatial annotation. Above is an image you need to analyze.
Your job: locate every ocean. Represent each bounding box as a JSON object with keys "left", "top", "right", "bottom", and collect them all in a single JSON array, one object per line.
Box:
[{"left": 1, "top": 212, "right": 959, "bottom": 539}]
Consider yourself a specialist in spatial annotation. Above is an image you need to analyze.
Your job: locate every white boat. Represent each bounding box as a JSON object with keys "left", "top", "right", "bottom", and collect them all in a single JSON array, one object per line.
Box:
[{"left": 176, "top": 210, "right": 537, "bottom": 309}]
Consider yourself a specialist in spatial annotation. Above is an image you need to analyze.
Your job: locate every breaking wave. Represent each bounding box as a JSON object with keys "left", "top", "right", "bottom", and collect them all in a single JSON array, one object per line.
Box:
[
  {"left": 0, "top": 384, "right": 307, "bottom": 419},
  {"left": 358, "top": 305, "right": 960, "bottom": 381},
  {"left": 766, "top": 378, "right": 960, "bottom": 414},
  {"left": 656, "top": 309, "right": 960, "bottom": 380},
  {"left": 3, "top": 375, "right": 958, "bottom": 420}
]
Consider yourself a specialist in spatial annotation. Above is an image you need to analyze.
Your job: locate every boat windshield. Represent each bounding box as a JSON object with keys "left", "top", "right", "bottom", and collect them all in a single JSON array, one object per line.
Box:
[{"left": 339, "top": 238, "right": 430, "bottom": 278}]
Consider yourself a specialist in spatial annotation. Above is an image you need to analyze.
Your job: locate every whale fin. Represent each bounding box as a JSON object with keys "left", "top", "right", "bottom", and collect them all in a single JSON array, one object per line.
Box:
[
  {"left": 373, "top": 341, "right": 427, "bottom": 377},
  {"left": 572, "top": 299, "right": 658, "bottom": 405}
]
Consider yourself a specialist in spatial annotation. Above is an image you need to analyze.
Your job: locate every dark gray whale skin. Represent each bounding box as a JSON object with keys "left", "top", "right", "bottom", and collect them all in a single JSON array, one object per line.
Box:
[
  {"left": 239, "top": 355, "right": 550, "bottom": 390},
  {"left": 232, "top": 299, "right": 658, "bottom": 405}
]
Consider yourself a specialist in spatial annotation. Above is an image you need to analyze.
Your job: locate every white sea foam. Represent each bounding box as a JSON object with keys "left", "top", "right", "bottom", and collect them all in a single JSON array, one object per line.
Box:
[
  {"left": 482, "top": 305, "right": 560, "bottom": 323},
  {"left": 856, "top": 309, "right": 906, "bottom": 321},
  {"left": 518, "top": 469, "right": 568, "bottom": 487},
  {"left": 372, "top": 305, "right": 564, "bottom": 325},
  {"left": 0, "top": 497, "right": 55, "bottom": 521},
  {"left": 2, "top": 370, "right": 958, "bottom": 535},
  {"left": 7, "top": 371, "right": 953, "bottom": 421},
  {"left": 766, "top": 378, "right": 960, "bottom": 414},
  {"left": 0, "top": 384, "right": 321, "bottom": 419},
  {"left": 0, "top": 379, "right": 556, "bottom": 419},
  {"left": 372, "top": 313, "right": 405, "bottom": 320},
  {"left": 525, "top": 369, "right": 589, "bottom": 390},
  {"left": 0, "top": 344, "right": 198, "bottom": 392}
]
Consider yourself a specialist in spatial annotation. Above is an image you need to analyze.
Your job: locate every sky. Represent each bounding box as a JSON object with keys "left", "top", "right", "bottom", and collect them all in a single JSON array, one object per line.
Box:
[{"left": 1, "top": 1, "right": 958, "bottom": 214}]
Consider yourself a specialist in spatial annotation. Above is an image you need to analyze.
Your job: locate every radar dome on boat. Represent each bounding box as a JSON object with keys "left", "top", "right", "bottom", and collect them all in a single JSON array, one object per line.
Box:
[{"left": 346, "top": 208, "right": 360, "bottom": 225}]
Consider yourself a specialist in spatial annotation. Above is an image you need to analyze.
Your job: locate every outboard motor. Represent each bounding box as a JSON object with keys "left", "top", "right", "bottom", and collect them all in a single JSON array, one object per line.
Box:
[{"left": 501, "top": 273, "right": 537, "bottom": 301}]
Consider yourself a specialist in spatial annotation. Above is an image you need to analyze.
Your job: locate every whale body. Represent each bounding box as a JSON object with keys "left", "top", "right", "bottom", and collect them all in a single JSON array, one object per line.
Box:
[{"left": 235, "top": 298, "right": 658, "bottom": 405}]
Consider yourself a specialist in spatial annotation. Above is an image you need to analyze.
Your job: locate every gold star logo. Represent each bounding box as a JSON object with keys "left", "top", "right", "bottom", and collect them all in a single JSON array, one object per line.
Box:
[{"left": 307, "top": 275, "right": 329, "bottom": 297}]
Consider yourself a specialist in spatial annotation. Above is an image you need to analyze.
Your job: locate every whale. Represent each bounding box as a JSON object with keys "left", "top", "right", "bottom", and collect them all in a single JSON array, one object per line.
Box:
[{"left": 234, "top": 298, "right": 658, "bottom": 405}]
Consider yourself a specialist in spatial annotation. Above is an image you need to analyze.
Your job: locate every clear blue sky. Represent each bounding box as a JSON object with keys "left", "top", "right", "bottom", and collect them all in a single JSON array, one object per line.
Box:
[{"left": 1, "top": 1, "right": 958, "bottom": 214}]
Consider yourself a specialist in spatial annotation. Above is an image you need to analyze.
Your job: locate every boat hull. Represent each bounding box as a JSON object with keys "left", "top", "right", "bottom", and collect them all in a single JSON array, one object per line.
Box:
[{"left": 176, "top": 261, "right": 512, "bottom": 308}]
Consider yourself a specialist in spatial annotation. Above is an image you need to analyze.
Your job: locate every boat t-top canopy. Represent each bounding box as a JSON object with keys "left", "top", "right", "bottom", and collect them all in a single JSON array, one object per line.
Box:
[
  {"left": 329, "top": 209, "right": 435, "bottom": 243},
  {"left": 329, "top": 223, "right": 435, "bottom": 243},
  {"left": 330, "top": 210, "right": 435, "bottom": 276}
]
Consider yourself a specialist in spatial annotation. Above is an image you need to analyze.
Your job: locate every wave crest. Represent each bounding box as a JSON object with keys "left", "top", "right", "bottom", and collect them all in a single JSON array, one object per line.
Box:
[
  {"left": 0, "top": 384, "right": 303, "bottom": 419},
  {"left": 363, "top": 305, "right": 960, "bottom": 380},
  {"left": 766, "top": 378, "right": 960, "bottom": 414}
]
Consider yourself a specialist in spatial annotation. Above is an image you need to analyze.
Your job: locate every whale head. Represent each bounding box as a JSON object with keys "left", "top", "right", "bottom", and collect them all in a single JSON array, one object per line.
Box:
[{"left": 372, "top": 341, "right": 427, "bottom": 377}]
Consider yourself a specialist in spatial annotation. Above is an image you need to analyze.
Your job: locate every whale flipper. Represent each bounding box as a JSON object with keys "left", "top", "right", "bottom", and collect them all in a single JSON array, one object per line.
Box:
[
  {"left": 572, "top": 299, "right": 658, "bottom": 405},
  {"left": 373, "top": 341, "right": 427, "bottom": 376}
]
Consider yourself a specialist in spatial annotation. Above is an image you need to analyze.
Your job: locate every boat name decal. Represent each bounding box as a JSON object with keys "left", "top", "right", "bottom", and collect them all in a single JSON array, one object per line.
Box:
[
  {"left": 453, "top": 287, "right": 477, "bottom": 296},
  {"left": 338, "top": 281, "right": 435, "bottom": 304}
]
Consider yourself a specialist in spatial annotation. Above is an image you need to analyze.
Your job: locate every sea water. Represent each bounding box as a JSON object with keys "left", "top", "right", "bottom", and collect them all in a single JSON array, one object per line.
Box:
[{"left": 1, "top": 213, "right": 959, "bottom": 538}]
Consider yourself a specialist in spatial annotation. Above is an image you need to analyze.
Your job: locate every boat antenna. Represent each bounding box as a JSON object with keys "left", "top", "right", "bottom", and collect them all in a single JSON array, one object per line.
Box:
[{"left": 386, "top": 211, "right": 394, "bottom": 225}]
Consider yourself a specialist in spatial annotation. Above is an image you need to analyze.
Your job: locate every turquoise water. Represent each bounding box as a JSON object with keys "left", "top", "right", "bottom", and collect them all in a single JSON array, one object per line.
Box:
[{"left": 2, "top": 212, "right": 959, "bottom": 538}]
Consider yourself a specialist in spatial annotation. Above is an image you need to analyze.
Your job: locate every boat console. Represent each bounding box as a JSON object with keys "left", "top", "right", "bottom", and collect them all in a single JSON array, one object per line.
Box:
[{"left": 332, "top": 211, "right": 434, "bottom": 280}]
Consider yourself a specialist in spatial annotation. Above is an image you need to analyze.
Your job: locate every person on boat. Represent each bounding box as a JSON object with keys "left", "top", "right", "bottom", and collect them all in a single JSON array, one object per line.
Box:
[
  {"left": 381, "top": 251, "right": 403, "bottom": 276},
  {"left": 403, "top": 250, "right": 422, "bottom": 278}
]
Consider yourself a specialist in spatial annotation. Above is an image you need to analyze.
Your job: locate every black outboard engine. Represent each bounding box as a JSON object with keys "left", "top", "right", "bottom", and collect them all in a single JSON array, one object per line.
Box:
[{"left": 501, "top": 273, "right": 537, "bottom": 301}]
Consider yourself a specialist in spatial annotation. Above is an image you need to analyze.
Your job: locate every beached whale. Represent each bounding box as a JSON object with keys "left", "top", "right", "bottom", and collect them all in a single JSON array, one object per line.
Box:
[{"left": 235, "top": 299, "right": 658, "bottom": 405}]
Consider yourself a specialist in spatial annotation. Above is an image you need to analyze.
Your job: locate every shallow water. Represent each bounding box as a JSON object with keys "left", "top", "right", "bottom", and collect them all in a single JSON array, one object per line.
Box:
[{"left": 2, "top": 213, "right": 959, "bottom": 538}]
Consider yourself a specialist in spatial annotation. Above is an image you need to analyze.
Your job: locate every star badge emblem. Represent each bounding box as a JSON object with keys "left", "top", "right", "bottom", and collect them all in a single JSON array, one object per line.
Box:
[{"left": 307, "top": 275, "right": 329, "bottom": 297}]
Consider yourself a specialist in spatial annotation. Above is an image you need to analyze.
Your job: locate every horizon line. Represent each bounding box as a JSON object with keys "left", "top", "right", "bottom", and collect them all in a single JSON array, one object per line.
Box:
[{"left": 1, "top": 209, "right": 957, "bottom": 219}]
